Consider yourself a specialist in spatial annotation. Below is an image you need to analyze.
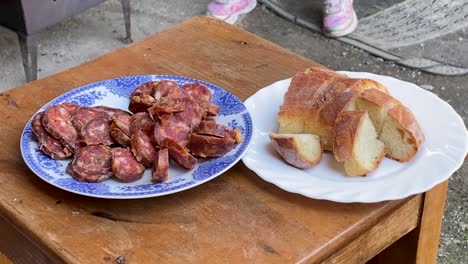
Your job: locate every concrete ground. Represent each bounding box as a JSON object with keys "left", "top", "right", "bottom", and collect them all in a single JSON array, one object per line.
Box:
[{"left": 0, "top": 0, "right": 466, "bottom": 262}]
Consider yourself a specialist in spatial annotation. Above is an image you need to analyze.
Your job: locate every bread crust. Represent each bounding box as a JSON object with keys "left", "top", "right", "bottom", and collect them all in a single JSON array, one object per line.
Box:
[
  {"left": 269, "top": 133, "right": 322, "bottom": 169},
  {"left": 333, "top": 111, "right": 366, "bottom": 162},
  {"left": 385, "top": 104, "right": 425, "bottom": 161}
]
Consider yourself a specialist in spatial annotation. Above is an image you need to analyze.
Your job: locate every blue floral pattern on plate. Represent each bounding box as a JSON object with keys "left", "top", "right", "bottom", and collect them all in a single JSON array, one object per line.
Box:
[{"left": 20, "top": 75, "right": 253, "bottom": 199}]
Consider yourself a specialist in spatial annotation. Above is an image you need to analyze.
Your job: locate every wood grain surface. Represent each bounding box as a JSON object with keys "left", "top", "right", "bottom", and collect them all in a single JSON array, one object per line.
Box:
[{"left": 0, "top": 16, "right": 442, "bottom": 263}]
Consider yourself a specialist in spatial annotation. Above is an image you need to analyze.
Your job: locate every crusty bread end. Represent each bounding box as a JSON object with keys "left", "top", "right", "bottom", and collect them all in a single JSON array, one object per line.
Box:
[{"left": 269, "top": 133, "right": 322, "bottom": 169}]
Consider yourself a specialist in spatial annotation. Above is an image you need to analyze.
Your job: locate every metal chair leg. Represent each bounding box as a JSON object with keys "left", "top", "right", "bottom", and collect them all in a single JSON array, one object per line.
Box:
[
  {"left": 120, "top": 0, "right": 133, "bottom": 44},
  {"left": 17, "top": 33, "right": 38, "bottom": 82}
]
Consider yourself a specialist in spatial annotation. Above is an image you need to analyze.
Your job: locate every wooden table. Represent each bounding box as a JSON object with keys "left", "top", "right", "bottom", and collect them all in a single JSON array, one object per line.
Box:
[{"left": 0, "top": 16, "right": 448, "bottom": 264}]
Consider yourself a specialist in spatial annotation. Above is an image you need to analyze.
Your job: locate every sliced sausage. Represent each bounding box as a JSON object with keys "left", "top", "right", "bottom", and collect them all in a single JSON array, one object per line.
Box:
[
  {"left": 152, "top": 148, "right": 169, "bottom": 183},
  {"left": 161, "top": 138, "right": 196, "bottom": 169},
  {"left": 41, "top": 103, "right": 81, "bottom": 152},
  {"left": 152, "top": 80, "right": 179, "bottom": 100},
  {"left": 188, "top": 133, "right": 236, "bottom": 158},
  {"left": 130, "top": 112, "right": 155, "bottom": 136},
  {"left": 129, "top": 81, "right": 157, "bottom": 113},
  {"left": 147, "top": 98, "right": 185, "bottom": 120},
  {"left": 154, "top": 115, "right": 190, "bottom": 146},
  {"left": 182, "top": 83, "right": 218, "bottom": 117},
  {"left": 112, "top": 148, "right": 145, "bottom": 183},
  {"left": 195, "top": 120, "right": 243, "bottom": 143},
  {"left": 112, "top": 112, "right": 132, "bottom": 136},
  {"left": 110, "top": 123, "right": 131, "bottom": 147},
  {"left": 130, "top": 130, "right": 157, "bottom": 167},
  {"left": 72, "top": 107, "right": 107, "bottom": 132},
  {"left": 66, "top": 145, "right": 113, "bottom": 182},
  {"left": 80, "top": 116, "right": 114, "bottom": 146},
  {"left": 31, "top": 112, "right": 72, "bottom": 160}
]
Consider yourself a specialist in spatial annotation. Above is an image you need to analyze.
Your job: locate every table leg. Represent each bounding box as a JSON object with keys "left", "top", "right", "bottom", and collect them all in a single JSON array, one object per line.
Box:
[{"left": 371, "top": 180, "right": 448, "bottom": 264}]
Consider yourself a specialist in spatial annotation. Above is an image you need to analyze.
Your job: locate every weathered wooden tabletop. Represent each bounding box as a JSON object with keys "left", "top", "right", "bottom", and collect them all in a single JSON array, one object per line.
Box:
[{"left": 0, "top": 16, "right": 447, "bottom": 264}]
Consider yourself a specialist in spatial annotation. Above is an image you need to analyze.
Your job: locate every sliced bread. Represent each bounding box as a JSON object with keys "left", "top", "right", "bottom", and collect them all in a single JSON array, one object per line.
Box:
[
  {"left": 333, "top": 111, "right": 386, "bottom": 176},
  {"left": 380, "top": 104, "right": 425, "bottom": 162},
  {"left": 355, "top": 88, "right": 424, "bottom": 162},
  {"left": 269, "top": 133, "right": 322, "bottom": 169}
]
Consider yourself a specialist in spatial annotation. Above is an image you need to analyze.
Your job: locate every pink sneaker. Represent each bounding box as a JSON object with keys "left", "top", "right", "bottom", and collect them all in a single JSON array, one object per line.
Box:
[
  {"left": 207, "top": 0, "right": 257, "bottom": 24},
  {"left": 322, "top": 0, "right": 358, "bottom": 37}
]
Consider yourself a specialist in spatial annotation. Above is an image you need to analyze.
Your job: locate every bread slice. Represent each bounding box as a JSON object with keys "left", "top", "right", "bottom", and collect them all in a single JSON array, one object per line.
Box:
[
  {"left": 380, "top": 104, "right": 425, "bottom": 162},
  {"left": 355, "top": 88, "right": 398, "bottom": 135},
  {"left": 333, "top": 111, "right": 386, "bottom": 176},
  {"left": 269, "top": 133, "right": 322, "bottom": 169},
  {"left": 355, "top": 88, "right": 424, "bottom": 162}
]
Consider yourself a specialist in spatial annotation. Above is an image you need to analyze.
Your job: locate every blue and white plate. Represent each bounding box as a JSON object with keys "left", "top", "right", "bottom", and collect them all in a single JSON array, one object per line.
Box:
[{"left": 21, "top": 75, "right": 252, "bottom": 199}]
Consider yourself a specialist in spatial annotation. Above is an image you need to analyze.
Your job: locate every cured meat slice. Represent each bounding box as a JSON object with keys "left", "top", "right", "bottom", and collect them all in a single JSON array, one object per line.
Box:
[
  {"left": 80, "top": 116, "right": 114, "bottom": 146},
  {"left": 112, "top": 148, "right": 145, "bottom": 182},
  {"left": 129, "top": 94, "right": 156, "bottom": 113},
  {"left": 182, "top": 83, "right": 211, "bottom": 102},
  {"left": 152, "top": 148, "right": 169, "bottom": 183},
  {"left": 129, "top": 82, "right": 157, "bottom": 113},
  {"left": 195, "top": 120, "right": 243, "bottom": 143},
  {"left": 173, "top": 99, "right": 203, "bottom": 128},
  {"left": 66, "top": 145, "right": 113, "bottom": 182},
  {"left": 112, "top": 112, "right": 132, "bottom": 136},
  {"left": 41, "top": 103, "right": 81, "bottom": 152},
  {"left": 94, "top": 105, "right": 130, "bottom": 117},
  {"left": 31, "top": 112, "right": 72, "bottom": 160},
  {"left": 152, "top": 80, "right": 179, "bottom": 100},
  {"left": 130, "top": 112, "right": 155, "bottom": 136},
  {"left": 154, "top": 116, "right": 190, "bottom": 146},
  {"left": 188, "top": 133, "right": 236, "bottom": 158},
  {"left": 110, "top": 123, "right": 131, "bottom": 147},
  {"left": 72, "top": 107, "right": 107, "bottom": 132},
  {"left": 161, "top": 138, "right": 196, "bottom": 169},
  {"left": 130, "top": 130, "right": 157, "bottom": 167},
  {"left": 182, "top": 83, "right": 218, "bottom": 117},
  {"left": 147, "top": 98, "right": 185, "bottom": 120}
]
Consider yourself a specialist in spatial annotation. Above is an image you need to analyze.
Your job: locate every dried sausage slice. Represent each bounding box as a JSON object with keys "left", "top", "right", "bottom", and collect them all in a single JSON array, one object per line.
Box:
[
  {"left": 112, "top": 112, "right": 132, "bottom": 136},
  {"left": 154, "top": 115, "right": 190, "bottom": 146},
  {"left": 182, "top": 83, "right": 218, "bottom": 117},
  {"left": 110, "top": 123, "right": 131, "bottom": 147},
  {"left": 129, "top": 82, "right": 157, "bottom": 113},
  {"left": 130, "top": 112, "right": 155, "bottom": 136},
  {"left": 195, "top": 120, "right": 243, "bottom": 143},
  {"left": 152, "top": 80, "right": 179, "bottom": 100},
  {"left": 80, "top": 116, "right": 114, "bottom": 146},
  {"left": 41, "top": 103, "right": 81, "bottom": 152},
  {"left": 161, "top": 138, "right": 196, "bottom": 169},
  {"left": 31, "top": 112, "right": 72, "bottom": 160},
  {"left": 152, "top": 148, "right": 169, "bottom": 183},
  {"left": 66, "top": 145, "right": 113, "bottom": 182},
  {"left": 188, "top": 133, "right": 236, "bottom": 158},
  {"left": 72, "top": 107, "right": 106, "bottom": 132},
  {"left": 112, "top": 148, "right": 145, "bottom": 182},
  {"left": 130, "top": 130, "right": 156, "bottom": 167}
]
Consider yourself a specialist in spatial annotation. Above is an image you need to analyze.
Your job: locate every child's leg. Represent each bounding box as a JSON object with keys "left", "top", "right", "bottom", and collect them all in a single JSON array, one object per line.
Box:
[{"left": 207, "top": 0, "right": 257, "bottom": 24}]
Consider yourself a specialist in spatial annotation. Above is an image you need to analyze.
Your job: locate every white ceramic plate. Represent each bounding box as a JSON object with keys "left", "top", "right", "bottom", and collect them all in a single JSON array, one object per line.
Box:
[
  {"left": 21, "top": 75, "right": 252, "bottom": 199},
  {"left": 242, "top": 71, "right": 468, "bottom": 203}
]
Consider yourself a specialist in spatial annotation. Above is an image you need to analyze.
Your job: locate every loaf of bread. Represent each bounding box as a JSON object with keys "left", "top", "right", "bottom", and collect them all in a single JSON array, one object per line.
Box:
[
  {"left": 278, "top": 67, "right": 388, "bottom": 150},
  {"left": 274, "top": 68, "right": 424, "bottom": 176},
  {"left": 355, "top": 88, "right": 424, "bottom": 162},
  {"left": 333, "top": 111, "right": 386, "bottom": 176},
  {"left": 269, "top": 133, "right": 322, "bottom": 169}
]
